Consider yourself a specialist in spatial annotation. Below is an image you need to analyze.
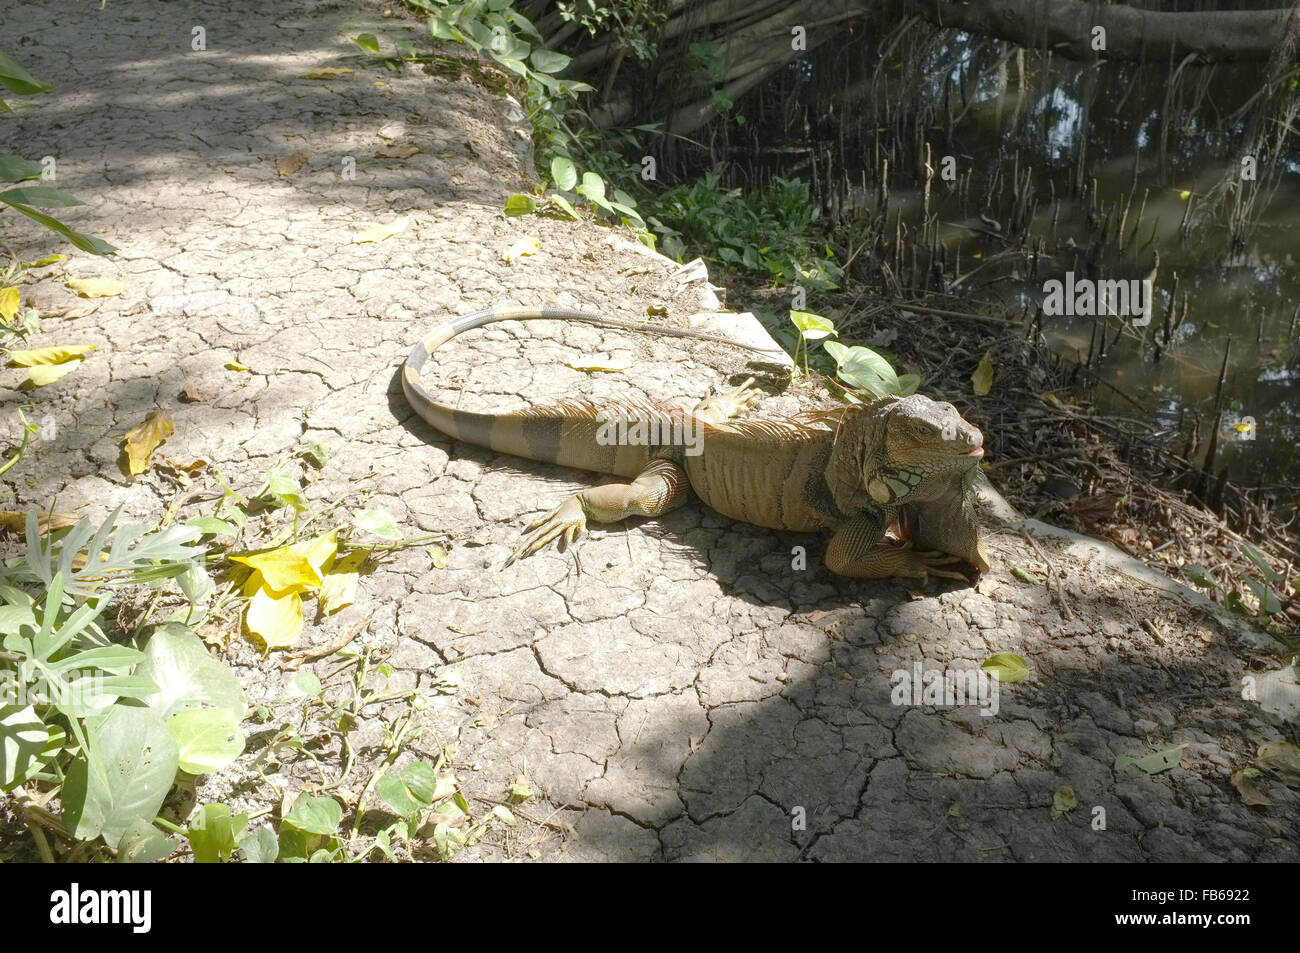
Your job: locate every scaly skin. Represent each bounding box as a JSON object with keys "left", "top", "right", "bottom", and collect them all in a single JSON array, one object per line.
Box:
[{"left": 402, "top": 307, "right": 988, "bottom": 581}]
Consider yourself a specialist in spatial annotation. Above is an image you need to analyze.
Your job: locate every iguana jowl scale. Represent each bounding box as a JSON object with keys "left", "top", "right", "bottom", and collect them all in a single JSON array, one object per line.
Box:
[{"left": 403, "top": 307, "right": 989, "bottom": 580}]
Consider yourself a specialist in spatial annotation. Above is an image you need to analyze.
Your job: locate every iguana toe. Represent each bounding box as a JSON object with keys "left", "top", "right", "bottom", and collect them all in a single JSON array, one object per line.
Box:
[
  {"left": 506, "top": 497, "right": 587, "bottom": 566},
  {"left": 912, "top": 549, "right": 973, "bottom": 582},
  {"left": 693, "top": 377, "right": 762, "bottom": 421}
]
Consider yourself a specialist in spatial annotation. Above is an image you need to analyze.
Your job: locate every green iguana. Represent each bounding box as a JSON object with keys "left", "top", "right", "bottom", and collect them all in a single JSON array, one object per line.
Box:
[{"left": 402, "top": 306, "right": 989, "bottom": 581}]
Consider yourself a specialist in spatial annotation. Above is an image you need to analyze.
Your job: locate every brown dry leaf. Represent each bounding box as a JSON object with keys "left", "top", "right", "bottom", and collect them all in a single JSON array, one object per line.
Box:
[
  {"left": 376, "top": 143, "right": 421, "bottom": 159},
  {"left": 123, "top": 409, "right": 176, "bottom": 475},
  {"left": 179, "top": 380, "right": 210, "bottom": 402},
  {"left": 0, "top": 510, "right": 79, "bottom": 534},
  {"left": 276, "top": 149, "right": 311, "bottom": 176},
  {"left": 1230, "top": 767, "right": 1273, "bottom": 807}
]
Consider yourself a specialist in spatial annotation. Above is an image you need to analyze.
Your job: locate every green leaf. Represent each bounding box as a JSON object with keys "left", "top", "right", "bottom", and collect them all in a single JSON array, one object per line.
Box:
[
  {"left": 0, "top": 705, "right": 64, "bottom": 792},
  {"left": 187, "top": 516, "right": 237, "bottom": 537},
  {"left": 186, "top": 802, "right": 247, "bottom": 863},
  {"left": 546, "top": 193, "right": 581, "bottom": 221},
  {"left": 504, "top": 194, "right": 537, "bottom": 217},
  {"left": 0, "top": 197, "right": 117, "bottom": 255},
  {"left": 237, "top": 825, "right": 279, "bottom": 863},
  {"left": 117, "top": 818, "right": 179, "bottom": 863},
  {"left": 284, "top": 794, "right": 342, "bottom": 835},
  {"left": 301, "top": 442, "right": 330, "bottom": 470},
  {"left": 264, "top": 473, "right": 307, "bottom": 510},
  {"left": 283, "top": 670, "right": 323, "bottom": 701},
  {"left": 377, "top": 774, "right": 422, "bottom": 818},
  {"left": 1184, "top": 564, "right": 1217, "bottom": 588},
  {"left": 550, "top": 156, "right": 577, "bottom": 192},
  {"left": 789, "top": 310, "right": 837, "bottom": 341},
  {"left": 169, "top": 707, "right": 245, "bottom": 775},
  {"left": 529, "top": 49, "right": 571, "bottom": 74},
  {"left": 0, "top": 53, "right": 53, "bottom": 95},
  {"left": 837, "top": 345, "right": 899, "bottom": 396},
  {"left": 0, "top": 186, "right": 84, "bottom": 208},
  {"left": 490, "top": 54, "right": 529, "bottom": 77},
  {"left": 352, "top": 33, "right": 380, "bottom": 53},
  {"left": 137, "top": 623, "right": 246, "bottom": 721},
  {"left": 62, "top": 704, "right": 179, "bottom": 848},
  {"left": 1240, "top": 544, "right": 1284, "bottom": 585},
  {"left": 0, "top": 156, "right": 44, "bottom": 182},
  {"left": 1244, "top": 578, "right": 1282, "bottom": 616},
  {"left": 822, "top": 340, "right": 848, "bottom": 365},
  {"left": 577, "top": 171, "right": 607, "bottom": 203},
  {"left": 1115, "top": 744, "right": 1187, "bottom": 775},
  {"left": 177, "top": 563, "right": 214, "bottom": 604},
  {"left": 896, "top": 373, "right": 922, "bottom": 396},
  {"left": 981, "top": 652, "right": 1031, "bottom": 683},
  {"left": 351, "top": 507, "right": 402, "bottom": 540}
]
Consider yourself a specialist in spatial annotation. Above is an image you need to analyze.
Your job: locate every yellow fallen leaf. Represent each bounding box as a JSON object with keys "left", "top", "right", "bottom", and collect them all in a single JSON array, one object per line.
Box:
[
  {"left": 231, "top": 549, "right": 320, "bottom": 594},
  {"left": 300, "top": 67, "right": 353, "bottom": 79},
  {"left": 567, "top": 355, "right": 633, "bottom": 372},
  {"left": 21, "top": 361, "right": 84, "bottom": 387},
  {"left": 65, "top": 277, "right": 125, "bottom": 298},
  {"left": 8, "top": 345, "right": 95, "bottom": 366},
  {"left": 276, "top": 149, "right": 310, "bottom": 176},
  {"left": 0, "top": 286, "right": 17, "bottom": 323},
  {"left": 245, "top": 587, "right": 303, "bottom": 650},
  {"left": 502, "top": 236, "right": 539, "bottom": 263},
  {"left": 318, "top": 549, "right": 368, "bottom": 615},
  {"left": 428, "top": 545, "right": 448, "bottom": 569},
  {"left": 230, "top": 529, "right": 339, "bottom": 595},
  {"left": 122, "top": 408, "right": 176, "bottom": 476},
  {"left": 27, "top": 253, "right": 65, "bottom": 267},
  {"left": 971, "top": 350, "right": 995, "bottom": 397},
  {"left": 226, "top": 361, "right": 250, "bottom": 372},
  {"left": 1179, "top": 189, "right": 1191, "bottom": 200},
  {"left": 352, "top": 215, "right": 410, "bottom": 244}
]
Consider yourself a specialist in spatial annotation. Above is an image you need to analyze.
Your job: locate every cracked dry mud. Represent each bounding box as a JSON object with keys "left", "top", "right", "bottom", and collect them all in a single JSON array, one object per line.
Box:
[{"left": 3, "top": 0, "right": 1297, "bottom": 862}]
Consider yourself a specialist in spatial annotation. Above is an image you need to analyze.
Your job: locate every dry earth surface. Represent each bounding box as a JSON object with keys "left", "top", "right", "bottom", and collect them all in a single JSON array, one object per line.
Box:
[{"left": 2, "top": 0, "right": 1297, "bottom": 861}]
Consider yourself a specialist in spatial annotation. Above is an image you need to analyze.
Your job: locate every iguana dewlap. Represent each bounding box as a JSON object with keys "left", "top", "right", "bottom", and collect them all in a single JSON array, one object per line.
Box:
[{"left": 403, "top": 307, "right": 989, "bottom": 581}]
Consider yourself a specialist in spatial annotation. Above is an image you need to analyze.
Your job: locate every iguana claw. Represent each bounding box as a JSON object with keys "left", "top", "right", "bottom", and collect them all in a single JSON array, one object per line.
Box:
[
  {"left": 692, "top": 376, "right": 762, "bottom": 422},
  {"left": 912, "top": 549, "right": 972, "bottom": 582},
  {"left": 505, "top": 497, "right": 587, "bottom": 566}
]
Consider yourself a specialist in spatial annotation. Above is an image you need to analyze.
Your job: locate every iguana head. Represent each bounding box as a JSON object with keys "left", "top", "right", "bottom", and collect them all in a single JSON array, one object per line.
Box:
[{"left": 863, "top": 394, "right": 984, "bottom": 506}]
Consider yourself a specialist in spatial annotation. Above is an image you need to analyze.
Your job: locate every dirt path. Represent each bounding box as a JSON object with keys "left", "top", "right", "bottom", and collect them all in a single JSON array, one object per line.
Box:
[{"left": 3, "top": 0, "right": 1297, "bottom": 861}]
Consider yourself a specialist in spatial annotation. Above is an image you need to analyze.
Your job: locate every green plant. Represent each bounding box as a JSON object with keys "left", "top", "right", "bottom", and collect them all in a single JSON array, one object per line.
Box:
[
  {"left": 787, "top": 310, "right": 920, "bottom": 399},
  {"left": 0, "top": 508, "right": 248, "bottom": 859},
  {"left": 645, "top": 174, "right": 842, "bottom": 289},
  {"left": 1186, "top": 544, "right": 1287, "bottom": 624},
  {"left": 505, "top": 155, "right": 653, "bottom": 244},
  {"left": 0, "top": 54, "right": 115, "bottom": 255}
]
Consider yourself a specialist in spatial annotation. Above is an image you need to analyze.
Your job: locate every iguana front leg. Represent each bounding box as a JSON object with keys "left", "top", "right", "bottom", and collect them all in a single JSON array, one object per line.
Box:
[
  {"left": 506, "top": 380, "right": 759, "bottom": 565},
  {"left": 825, "top": 511, "right": 970, "bottom": 581},
  {"left": 505, "top": 458, "right": 690, "bottom": 565}
]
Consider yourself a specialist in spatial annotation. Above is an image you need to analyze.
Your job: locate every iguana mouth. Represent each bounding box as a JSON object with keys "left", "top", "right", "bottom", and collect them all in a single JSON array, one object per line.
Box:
[{"left": 967, "top": 446, "right": 984, "bottom": 457}]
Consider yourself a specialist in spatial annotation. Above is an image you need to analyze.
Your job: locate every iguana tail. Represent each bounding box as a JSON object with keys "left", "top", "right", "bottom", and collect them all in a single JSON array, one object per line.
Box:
[{"left": 401, "top": 306, "right": 774, "bottom": 476}]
